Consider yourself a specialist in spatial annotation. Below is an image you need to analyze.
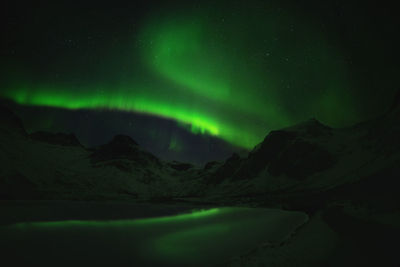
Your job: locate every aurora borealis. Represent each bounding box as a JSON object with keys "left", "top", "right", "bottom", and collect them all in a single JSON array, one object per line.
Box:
[{"left": 1, "top": 0, "right": 398, "bottom": 162}]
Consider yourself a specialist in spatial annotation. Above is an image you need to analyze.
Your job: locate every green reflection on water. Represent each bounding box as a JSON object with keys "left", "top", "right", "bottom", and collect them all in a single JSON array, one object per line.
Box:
[
  {"left": 12, "top": 208, "right": 220, "bottom": 229},
  {"left": 4, "top": 207, "right": 308, "bottom": 266}
]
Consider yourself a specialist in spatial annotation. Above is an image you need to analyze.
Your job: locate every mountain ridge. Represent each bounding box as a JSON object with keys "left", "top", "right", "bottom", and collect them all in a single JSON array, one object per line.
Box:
[{"left": 0, "top": 91, "right": 399, "bottom": 211}]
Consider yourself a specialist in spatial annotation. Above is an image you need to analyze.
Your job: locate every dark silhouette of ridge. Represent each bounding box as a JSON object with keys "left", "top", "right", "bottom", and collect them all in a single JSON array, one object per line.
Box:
[
  {"left": 90, "top": 134, "right": 161, "bottom": 167},
  {"left": 0, "top": 105, "right": 27, "bottom": 135},
  {"left": 30, "top": 131, "right": 82, "bottom": 147}
]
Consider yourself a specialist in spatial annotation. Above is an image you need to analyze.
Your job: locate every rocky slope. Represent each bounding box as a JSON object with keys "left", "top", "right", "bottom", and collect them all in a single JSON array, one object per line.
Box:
[
  {"left": 0, "top": 107, "right": 193, "bottom": 201},
  {"left": 200, "top": 91, "right": 400, "bottom": 213},
  {"left": 0, "top": 93, "right": 399, "bottom": 266},
  {"left": 0, "top": 90, "right": 399, "bottom": 211}
]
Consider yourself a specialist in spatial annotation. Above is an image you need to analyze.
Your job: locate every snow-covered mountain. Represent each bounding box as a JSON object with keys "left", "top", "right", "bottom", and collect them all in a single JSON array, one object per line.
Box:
[
  {"left": 0, "top": 106, "right": 187, "bottom": 201},
  {"left": 203, "top": 91, "right": 400, "bottom": 211},
  {"left": 0, "top": 91, "right": 399, "bottom": 212}
]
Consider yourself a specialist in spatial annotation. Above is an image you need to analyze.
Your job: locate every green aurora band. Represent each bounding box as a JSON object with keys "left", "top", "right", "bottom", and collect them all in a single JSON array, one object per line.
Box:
[{"left": 0, "top": 5, "right": 358, "bottom": 149}]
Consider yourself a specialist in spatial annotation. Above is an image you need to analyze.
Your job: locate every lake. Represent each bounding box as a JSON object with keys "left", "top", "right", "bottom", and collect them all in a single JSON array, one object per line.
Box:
[{"left": 0, "top": 201, "right": 307, "bottom": 266}]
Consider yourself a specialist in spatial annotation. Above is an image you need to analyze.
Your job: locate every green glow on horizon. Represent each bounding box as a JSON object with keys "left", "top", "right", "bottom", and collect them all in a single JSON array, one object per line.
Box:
[
  {"left": 0, "top": 2, "right": 359, "bottom": 149},
  {"left": 2, "top": 86, "right": 266, "bottom": 148}
]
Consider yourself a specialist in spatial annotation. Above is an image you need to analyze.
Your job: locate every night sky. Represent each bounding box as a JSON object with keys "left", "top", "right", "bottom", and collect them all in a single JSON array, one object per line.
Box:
[{"left": 1, "top": 0, "right": 398, "bottom": 164}]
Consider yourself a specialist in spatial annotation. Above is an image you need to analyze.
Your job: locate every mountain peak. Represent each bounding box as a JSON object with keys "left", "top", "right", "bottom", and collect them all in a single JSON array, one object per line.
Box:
[
  {"left": 30, "top": 131, "right": 82, "bottom": 147},
  {"left": 108, "top": 135, "right": 139, "bottom": 147},
  {"left": 0, "top": 105, "right": 26, "bottom": 136}
]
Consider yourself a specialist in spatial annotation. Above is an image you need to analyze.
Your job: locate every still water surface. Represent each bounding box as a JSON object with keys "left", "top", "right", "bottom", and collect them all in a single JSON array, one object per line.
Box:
[{"left": 0, "top": 206, "right": 307, "bottom": 266}]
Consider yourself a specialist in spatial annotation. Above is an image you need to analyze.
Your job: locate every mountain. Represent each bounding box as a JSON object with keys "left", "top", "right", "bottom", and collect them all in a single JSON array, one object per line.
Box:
[
  {"left": 0, "top": 90, "right": 399, "bottom": 208},
  {"left": 202, "top": 91, "right": 400, "bottom": 212},
  {"left": 0, "top": 93, "right": 399, "bottom": 266},
  {"left": 0, "top": 106, "right": 195, "bottom": 201},
  {"left": 29, "top": 131, "right": 82, "bottom": 147}
]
